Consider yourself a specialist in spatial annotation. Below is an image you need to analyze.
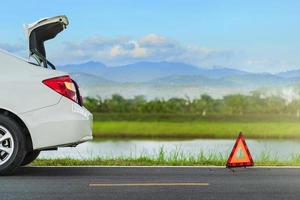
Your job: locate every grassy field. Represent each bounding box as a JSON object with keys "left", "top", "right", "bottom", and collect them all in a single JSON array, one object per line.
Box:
[
  {"left": 93, "top": 113, "right": 300, "bottom": 122},
  {"left": 93, "top": 120, "right": 300, "bottom": 139}
]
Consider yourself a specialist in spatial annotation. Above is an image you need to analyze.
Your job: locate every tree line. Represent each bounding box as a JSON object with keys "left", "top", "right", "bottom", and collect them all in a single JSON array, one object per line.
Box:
[{"left": 84, "top": 93, "right": 300, "bottom": 115}]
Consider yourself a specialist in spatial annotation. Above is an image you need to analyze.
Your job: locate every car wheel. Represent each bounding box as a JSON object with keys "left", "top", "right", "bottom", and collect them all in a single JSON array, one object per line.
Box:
[
  {"left": 21, "top": 150, "right": 40, "bottom": 166},
  {"left": 0, "top": 115, "right": 27, "bottom": 175}
]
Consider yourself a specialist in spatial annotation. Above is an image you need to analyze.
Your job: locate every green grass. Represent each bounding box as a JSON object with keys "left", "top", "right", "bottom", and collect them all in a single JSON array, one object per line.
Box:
[
  {"left": 32, "top": 149, "right": 300, "bottom": 166},
  {"left": 93, "top": 121, "right": 300, "bottom": 139},
  {"left": 93, "top": 113, "right": 300, "bottom": 122}
]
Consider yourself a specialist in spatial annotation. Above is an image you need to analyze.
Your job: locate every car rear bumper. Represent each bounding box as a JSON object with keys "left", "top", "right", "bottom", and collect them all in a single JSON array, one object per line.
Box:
[{"left": 20, "top": 97, "right": 93, "bottom": 150}]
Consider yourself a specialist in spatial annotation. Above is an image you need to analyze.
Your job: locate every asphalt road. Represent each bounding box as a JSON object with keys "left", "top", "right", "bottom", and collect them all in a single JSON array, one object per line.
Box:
[{"left": 1, "top": 166, "right": 300, "bottom": 200}]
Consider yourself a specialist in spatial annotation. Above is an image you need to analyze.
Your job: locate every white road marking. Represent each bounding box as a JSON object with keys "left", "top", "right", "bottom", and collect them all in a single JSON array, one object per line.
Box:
[{"left": 89, "top": 182, "right": 210, "bottom": 187}]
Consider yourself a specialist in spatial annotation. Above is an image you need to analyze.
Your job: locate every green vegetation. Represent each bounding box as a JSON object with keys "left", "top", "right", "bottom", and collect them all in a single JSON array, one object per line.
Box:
[
  {"left": 93, "top": 113, "right": 300, "bottom": 122},
  {"left": 85, "top": 93, "right": 300, "bottom": 115},
  {"left": 32, "top": 149, "right": 300, "bottom": 166},
  {"left": 85, "top": 94, "right": 300, "bottom": 139},
  {"left": 93, "top": 120, "right": 300, "bottom": 139},
  {"left": 33, "top": 157, "right": 300, "bottom": 166}
]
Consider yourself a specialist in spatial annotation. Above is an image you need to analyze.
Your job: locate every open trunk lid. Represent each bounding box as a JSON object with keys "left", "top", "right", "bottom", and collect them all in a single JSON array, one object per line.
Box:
[{"left": 25, "top": 15, "right": 69, "bottom": 68}]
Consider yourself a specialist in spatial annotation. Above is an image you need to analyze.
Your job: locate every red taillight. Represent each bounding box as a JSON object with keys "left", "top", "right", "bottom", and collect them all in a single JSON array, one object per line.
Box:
[{"left": 43, "top": 75, "right": 78, "bottom": 103}]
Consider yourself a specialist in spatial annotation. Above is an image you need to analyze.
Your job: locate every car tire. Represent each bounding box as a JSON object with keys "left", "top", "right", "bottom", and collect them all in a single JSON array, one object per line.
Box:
[
  {"left": 0, "top": 115, "right": 27, "bottom": 175},
  {"left": 21, "top": 150, "right": 40, "bottom": 166}
]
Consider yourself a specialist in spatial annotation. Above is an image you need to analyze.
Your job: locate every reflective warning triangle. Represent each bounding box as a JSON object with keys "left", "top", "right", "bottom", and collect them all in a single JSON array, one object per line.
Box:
[{"left": 226, "top": 132, "right": 254, "bottom": 168}]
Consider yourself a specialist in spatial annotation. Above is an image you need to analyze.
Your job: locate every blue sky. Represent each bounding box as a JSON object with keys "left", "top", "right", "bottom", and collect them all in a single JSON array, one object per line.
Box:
[{"left": 0, "top": 0, "right": 300, "bottom": 72}]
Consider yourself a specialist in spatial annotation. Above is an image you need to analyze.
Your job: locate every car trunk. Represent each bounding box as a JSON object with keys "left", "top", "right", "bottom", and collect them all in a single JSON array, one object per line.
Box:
[
  {"left": 25, "top": 15, "right": 69, "bottom": 69},
  {"left": 25, "top": 16, "right": 83, "bottom": 106}
]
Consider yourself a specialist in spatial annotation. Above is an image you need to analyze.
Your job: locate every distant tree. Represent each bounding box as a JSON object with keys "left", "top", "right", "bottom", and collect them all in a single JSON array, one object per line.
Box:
[
  {"left": 223, "top": 94, "right": 249, "bottom": 115},
  {"left": 83, "top": 93, "right": 297, "bottom": 115}
]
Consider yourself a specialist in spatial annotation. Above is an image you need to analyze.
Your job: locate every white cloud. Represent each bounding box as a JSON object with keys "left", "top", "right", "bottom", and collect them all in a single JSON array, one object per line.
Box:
[
  {"left": 139, "top": 34, "right": 169, "bottom": 47},
  {"left": 47, "top": 34, "right": 237, "bottom": 67},
  {"left": 110, "top": 45, "right": 123, "bottom": 57},
  {"left": 0, "top": 34, "right": 297, "bottom": 72},
  {"left": 131, "top": 43, "right": 147, "bottom": 58}
]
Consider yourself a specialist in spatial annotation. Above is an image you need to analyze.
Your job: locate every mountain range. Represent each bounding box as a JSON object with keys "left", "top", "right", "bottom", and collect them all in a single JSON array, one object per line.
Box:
[
  {"left": 58, "top": 61, "right": 251, "bottom": 82},
  {"left": 57, "top": 61, "right": 300, "bottom": 99}
]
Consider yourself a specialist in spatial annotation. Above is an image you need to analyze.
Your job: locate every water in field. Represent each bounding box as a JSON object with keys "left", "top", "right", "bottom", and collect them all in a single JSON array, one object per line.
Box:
[{"left": 39, "top": 139, "right": 300, "bottom": 161}]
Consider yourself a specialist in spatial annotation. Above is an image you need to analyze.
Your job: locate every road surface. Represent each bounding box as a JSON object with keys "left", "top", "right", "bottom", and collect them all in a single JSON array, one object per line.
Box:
[{"left": 1, "top": 166, "right": 300, "bottom": 200}]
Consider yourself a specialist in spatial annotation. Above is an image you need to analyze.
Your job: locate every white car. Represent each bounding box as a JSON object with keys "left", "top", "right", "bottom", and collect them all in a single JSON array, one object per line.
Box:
[{"left": 0, "top": 15, "right": 93, "bottom": 174}]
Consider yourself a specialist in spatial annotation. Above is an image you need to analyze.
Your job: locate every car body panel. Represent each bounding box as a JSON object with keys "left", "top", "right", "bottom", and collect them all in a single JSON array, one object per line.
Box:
[
  {"left": 0, "top": 50, "right": 65, "bottom": 114},
  {"left": 20, "top": 97, "right": 93, "bottom": 150}
]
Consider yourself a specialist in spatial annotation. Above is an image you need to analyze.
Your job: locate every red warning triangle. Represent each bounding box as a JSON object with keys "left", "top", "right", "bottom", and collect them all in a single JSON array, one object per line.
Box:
[{"left": 226, "top": 132, "right": 254, "bottom": 168}]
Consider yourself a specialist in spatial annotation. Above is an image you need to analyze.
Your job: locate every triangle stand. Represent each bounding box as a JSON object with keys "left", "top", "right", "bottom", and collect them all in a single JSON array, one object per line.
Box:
[{"left": 226, "top": 132, "right": 254, "bottom": 169}]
